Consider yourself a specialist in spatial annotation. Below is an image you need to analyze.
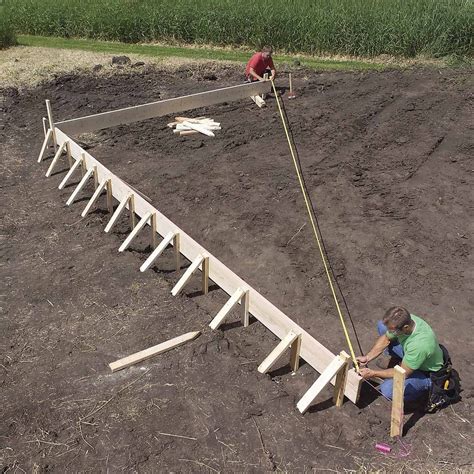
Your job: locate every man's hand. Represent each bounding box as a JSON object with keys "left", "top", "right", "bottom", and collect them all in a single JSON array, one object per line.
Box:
[
  {"left": 356, "top": 355, "right": 369, "bottom": 366},
  {"left": 359, "top": 367, "right": 376, "bottom": 379}
]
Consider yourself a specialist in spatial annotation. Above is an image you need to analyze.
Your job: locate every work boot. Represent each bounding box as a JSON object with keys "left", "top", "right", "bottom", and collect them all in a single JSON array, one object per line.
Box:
[{"left": 375, "top": 356, "right": 402, "bottom": 370}]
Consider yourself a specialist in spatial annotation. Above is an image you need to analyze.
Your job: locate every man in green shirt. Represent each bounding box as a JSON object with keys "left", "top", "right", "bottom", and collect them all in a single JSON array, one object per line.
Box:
[{"left": 357, "top": 306, "right": 444, "bottom": 401}]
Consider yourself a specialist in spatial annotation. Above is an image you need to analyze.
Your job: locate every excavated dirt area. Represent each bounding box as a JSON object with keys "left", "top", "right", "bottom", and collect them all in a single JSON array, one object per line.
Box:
[{"left": 1, "top": 63, "right": 473, "bottom": 472}]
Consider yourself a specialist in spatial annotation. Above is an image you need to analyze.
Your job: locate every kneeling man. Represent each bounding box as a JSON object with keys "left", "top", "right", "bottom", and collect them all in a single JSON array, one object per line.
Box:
[{"left": 357, "top": 306, "right": 444, "bottom": 401}]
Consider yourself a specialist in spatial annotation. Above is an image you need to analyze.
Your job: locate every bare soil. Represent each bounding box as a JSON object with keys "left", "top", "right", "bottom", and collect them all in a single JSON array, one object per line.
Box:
[{"left": 1, "top": 62, "right": 473, "bottom": 472}]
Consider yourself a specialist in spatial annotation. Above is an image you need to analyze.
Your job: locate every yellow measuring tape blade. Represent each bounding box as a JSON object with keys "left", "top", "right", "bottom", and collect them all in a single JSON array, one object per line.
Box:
[{"left": 270, "top": 79, "right": 360, "bottom": 372}]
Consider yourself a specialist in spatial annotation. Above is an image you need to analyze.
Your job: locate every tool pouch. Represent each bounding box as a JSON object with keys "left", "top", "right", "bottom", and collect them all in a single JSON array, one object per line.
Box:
[{"left": 426, "top": 345, "right": 461, "bottom": 413}]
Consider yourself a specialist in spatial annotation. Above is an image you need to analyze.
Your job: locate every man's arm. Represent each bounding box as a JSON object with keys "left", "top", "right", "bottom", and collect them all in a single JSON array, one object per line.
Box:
[
  {"left": 356, "top": 334, "right": 391, "bottom": 366},
  {"left": 249, "top": 67, "right": 264, "bottom": 81},
  {"left": 359, "top": 360, "right": 414, "bottom": 380}
]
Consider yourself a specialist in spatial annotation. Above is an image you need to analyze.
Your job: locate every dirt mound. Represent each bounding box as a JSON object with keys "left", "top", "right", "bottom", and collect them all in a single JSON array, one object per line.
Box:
[{"left": 1, "top": 65, "right": 472, "bottom": 471}]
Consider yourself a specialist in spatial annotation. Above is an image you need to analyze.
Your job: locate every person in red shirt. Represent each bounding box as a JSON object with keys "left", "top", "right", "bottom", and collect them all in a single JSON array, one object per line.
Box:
[{"left": 245, "top": 46, "right": 276, "bottom": 82}]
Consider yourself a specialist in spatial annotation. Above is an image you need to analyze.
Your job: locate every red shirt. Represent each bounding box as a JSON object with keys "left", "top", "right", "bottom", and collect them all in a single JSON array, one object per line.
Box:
[{"left": 245, "top": 52, "right": 275, "bottom": 78}]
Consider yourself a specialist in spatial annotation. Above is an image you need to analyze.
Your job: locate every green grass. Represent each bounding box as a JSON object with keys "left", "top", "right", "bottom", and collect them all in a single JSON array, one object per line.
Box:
[
  {"left": 7, "top": 0, "right": 474, "bottom": 59},
  {"left": 0, "top": 5, "right": 17, "bottom": 49},
  {"left": 17, "top": 35, "right": 385, "bottom": 71}
]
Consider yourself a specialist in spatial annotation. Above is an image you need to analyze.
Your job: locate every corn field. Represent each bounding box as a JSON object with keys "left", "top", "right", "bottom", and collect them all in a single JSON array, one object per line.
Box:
[{"left": 5, "top": 0, "right": 473, "bottom": 57}]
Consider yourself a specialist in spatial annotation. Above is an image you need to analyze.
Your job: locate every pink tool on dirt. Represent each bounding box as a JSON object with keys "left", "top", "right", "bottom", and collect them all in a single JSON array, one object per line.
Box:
[{"left": 375, "top": 442, "right": 392, "bottom": 454}]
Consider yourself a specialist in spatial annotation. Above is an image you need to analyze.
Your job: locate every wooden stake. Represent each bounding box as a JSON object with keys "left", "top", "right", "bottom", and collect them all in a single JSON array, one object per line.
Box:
[
  {"left": 37, "top": 129, "right": 53, "bottom": 163},
  {"left": 58, "top": 156, "right": 82, "bottom": 189},
  {"left": 42, "top": 117, "right": 48, "bottom": 137},
  {"left": 66, "top": 167, "right": 94, "bottom": 206},
  {"left": 129, "top": 194, "right": 136, "bottom": 228},
  {"left": 45, "top": 99, "right": 57, "bottom": 150},
  {"left": 297, "top": 354, "right": 348, "bottom": 414},
  {"left": 202, "top": 256, "right": 209, "bottom": 295},
  {"left": 258, "top": 330, "right": 300, "bottom": 374},
  {"left": 171, "top": 254, "right": 205, "bottom": 296},
  {"left": 140, "top": 231, "right": 176, "bottom": 272},
  {"left": 80, "top": 153, "right": 87, "bottom": 177},
  {"left": 290, "top": 333, "right": 302, "bottom": 372},
  {"left": 262, "top": 73, "right": 268, "bottom": 100},
  {"left": 105, "top": 193, "right": 133, "bottom": 233},
  {"left": 119, "top": 212, "right": 152, "bottom": 252},
  {"left": 109, "top": 331, "right": 201, "bottom": 372},
  {"left": 333, "top": 351, "right": 351, "bottom": 407},
  {"left": 173, "top": 233, "right": 181, "bottom": 271},
  {"left": 209, "top": 287, "right": 246, "bottom": 330},
  {"left": 81, "top": 178, "right": 110, "bottom": 217},
  {"left": 45, "top": 141, "right": 67, "bottom": 177},
  {"left": 151, "top": 213, "right": 157, "bottom": 249},
  {"left": 242, "top": 289, "right": 250, "bottom": 327},
  {"left": 93, "top": 165, "right": 99, "bottom": 189},
  {"left": 106, "top": 179, "right": 113, "bottom": 213},
  {"left": 66, "top": 141, "right": 73, "bottom": 168},
  {"left": 390, "top": 365, "right": 406, "bottom": 437}
]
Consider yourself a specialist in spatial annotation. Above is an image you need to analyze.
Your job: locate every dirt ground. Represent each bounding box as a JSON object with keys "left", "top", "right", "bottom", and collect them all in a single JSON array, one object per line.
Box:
[{"left": 1, "top": 58, "right": 473, "bottom": 472}]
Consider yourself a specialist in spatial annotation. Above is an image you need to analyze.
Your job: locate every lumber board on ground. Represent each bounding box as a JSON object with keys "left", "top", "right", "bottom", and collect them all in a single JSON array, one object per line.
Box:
[
  {"left": 109, "top": 331, "right": 201, "bottom": 372},
  {"left": 56, "top": 82, "right": 271, "bottom": 135},
  {"left": 53, "top": 127, "right": 362, "bottom": 403}
]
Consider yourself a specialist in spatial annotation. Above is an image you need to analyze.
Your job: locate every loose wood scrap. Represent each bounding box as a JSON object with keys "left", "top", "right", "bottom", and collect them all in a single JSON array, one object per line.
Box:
[
  {"left": 168, "top": 116, "right": 221, "bottom": 137},
  {"left": 109, "top": 331, "right": 201, "bottom": 372}
]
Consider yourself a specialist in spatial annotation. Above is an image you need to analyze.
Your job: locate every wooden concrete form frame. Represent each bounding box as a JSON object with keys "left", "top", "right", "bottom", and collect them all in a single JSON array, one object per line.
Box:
[
  {"left": 257, "top": 330, "right": 301, "bottom": 374},
  {"left": 58, "top": 156, "right": 83, "bottom": 190},
  {"left": 297, "top": 350, "right": 351, "bottom": 414},
  {"left": 390, "top": 365, "right": 406, "bottom": 437},
  {"left": 209, "top": 287, "right": 248, "bottom": 330},
  {"left": 56, "top": 82, "right": 272, "bottom": 135},
  {"left": 119, "top": 212, "right": 153, "bottom": 252},
  {"left": 66, "top": 166, "right": 95, "bottom": 206},
  {"left": 105, "top": 193, "right": 135, "bottom": 233},
  {"left": 49, "top": 124, "right": 362, "bottom": 403},
  {"left": 45, "top": 141, "right": 67, "bottom": 177},
  {"left": 171, "top": 254, "right": 206, "bottom": 296},
  {"left": 140, "top": 231, "right": 177, "bottom": 272},
  {"left": 109, "top": 331, "right": 201, "bottom": 372},
  {"left": 81, "top": 178, "right": 112, "bottom": 217},
  {"left": 37, "top": 129, "right": 52, "bottom": 163},
  {"left": 46, "top": 99, "right": 57, "bottom": 149}
]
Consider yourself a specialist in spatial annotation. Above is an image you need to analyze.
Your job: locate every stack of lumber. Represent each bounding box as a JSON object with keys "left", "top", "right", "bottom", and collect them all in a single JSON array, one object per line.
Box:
[{"left": 167, "top": 116, "right": 221, "bottom": 137}]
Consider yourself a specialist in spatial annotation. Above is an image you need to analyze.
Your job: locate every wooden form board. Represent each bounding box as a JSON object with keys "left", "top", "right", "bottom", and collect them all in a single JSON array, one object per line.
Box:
[
  {"left": 52, "top": 127, "right": 362, "bottom": 403},
  {"left": 55, "top": 82, "right": 271, "bottom": 135}
]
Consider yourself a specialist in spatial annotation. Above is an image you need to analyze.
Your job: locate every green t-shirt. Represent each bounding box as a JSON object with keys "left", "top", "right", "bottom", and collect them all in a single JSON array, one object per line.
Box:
[{"left": 386, "top": 314, "right": 444, "bottom": 372}]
